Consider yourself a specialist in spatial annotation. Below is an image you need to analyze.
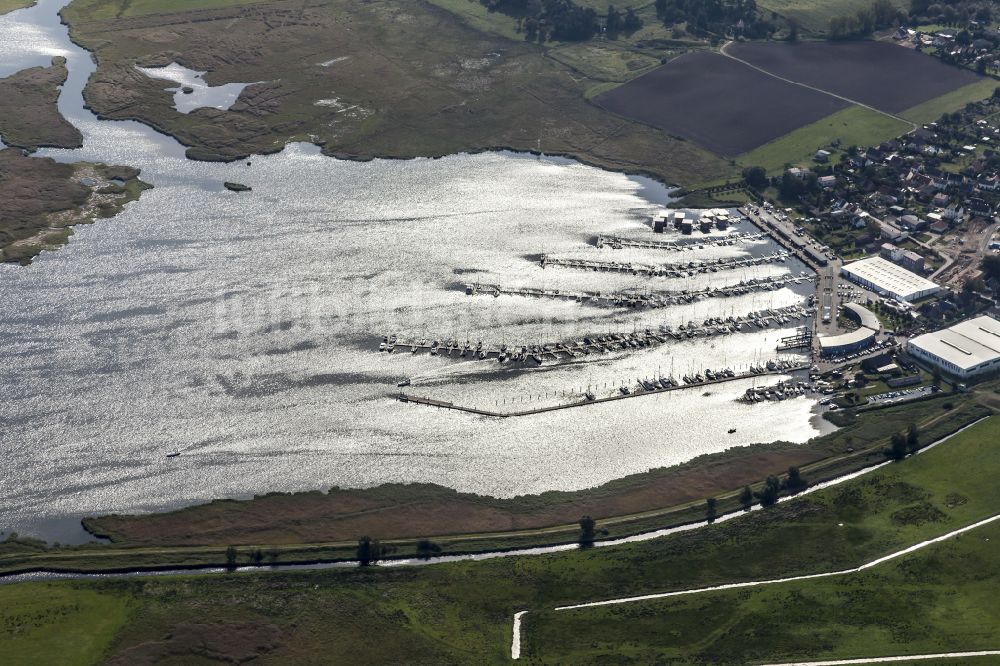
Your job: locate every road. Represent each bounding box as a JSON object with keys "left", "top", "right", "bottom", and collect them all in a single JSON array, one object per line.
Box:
[{"left": 742, "top": 205, "right": 845, "bottom": 354}]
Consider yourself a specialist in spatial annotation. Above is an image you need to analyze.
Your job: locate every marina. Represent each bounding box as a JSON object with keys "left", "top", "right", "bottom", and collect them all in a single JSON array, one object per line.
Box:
[
  {"left": 0, "top": 0, "right": 832, "bottom": 532},
  {"left": 464, "top": 272, "right": 815, "bottom": 308},
  {"left": 398, "top": 359, "right": 809, "bottom": 417},
  {"left": 539, "top": 251, "right": 790, "bottom": 278},
  {"left": 379, "top": 304, "right": 815, "bottom": 365}
]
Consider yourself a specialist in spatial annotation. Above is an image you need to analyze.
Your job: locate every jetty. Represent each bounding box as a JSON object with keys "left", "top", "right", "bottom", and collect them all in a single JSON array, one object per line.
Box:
[
  {"left": 595, "top": 232, "right": 766, "bottom": 252},
  {"left": 539, "top": 251, "right": 790, "bottom": 278},
  {"left": 378, "top": 304, "right": 814, "bottom": 366},
  {"left": 397, "top": 359, "right": 809, "bottom": 418},
  {"left": 464, "top": 272, "right": 815, "bottom": 309}
]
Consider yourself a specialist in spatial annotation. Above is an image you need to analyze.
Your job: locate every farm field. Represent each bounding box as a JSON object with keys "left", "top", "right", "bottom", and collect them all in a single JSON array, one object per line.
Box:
[
  {"left": 595, "top": 50, "right": 850, "bottom": 156},
  {"left": 726, "top": 40, "right": 984, "bottom": 114}
]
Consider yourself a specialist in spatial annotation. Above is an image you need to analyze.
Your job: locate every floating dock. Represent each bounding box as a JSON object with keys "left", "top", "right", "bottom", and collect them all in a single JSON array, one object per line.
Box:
[
  {"left": 539, "top": 251, "right": 790, "bottom": 278},
  {"left": 398, "top": 360, "right": 810, "bottom": 418},
  {"left": 464, "top": 272, "right": 815, "bottom": 309},
  {"left": 595, "top": 232, "right": 766, "bottom": 252},
  {"left": 777, "top": 328, "right": 814, "bottom": 351},
  {"left": 378, "top": 304, "right": 814, "bottom": 366}
]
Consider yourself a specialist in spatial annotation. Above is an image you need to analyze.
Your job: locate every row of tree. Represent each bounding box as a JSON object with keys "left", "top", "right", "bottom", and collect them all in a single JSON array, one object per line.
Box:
[
  {"left": 484, "top": 0, "right": 641, "bottom": 42},
  {"left": 909, "top": 0, "right": 994, "bottom": 26},
  {"left": 653, "top": 0, "right": 777, "bottom": 39}
]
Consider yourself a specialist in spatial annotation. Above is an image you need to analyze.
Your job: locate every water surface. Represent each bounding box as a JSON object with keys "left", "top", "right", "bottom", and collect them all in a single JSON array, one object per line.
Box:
[{"left": 0, "top": 0, "right": 831, "bottom": 540}]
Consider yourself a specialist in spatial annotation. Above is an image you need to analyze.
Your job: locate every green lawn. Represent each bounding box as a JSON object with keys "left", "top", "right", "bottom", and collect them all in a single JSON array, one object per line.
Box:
[
  {"left": 0, "top": 584, "right": 130, "bottom": 665},
  {"left": 737, "top": 106, "right": 911, "bottom": 174},
  {"left": 901, "top": 78, "right": 1000, "bottom": 126}
]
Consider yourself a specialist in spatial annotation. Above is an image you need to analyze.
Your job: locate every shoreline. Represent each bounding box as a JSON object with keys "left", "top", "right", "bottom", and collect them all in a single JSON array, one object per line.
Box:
[{"left": 2, "top": 413, "right": 990, "bottom": 581}]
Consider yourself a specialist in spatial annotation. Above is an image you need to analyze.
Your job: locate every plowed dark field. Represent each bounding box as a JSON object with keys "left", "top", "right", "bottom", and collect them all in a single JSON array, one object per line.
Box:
[
  {"left": 726, "top": 40, "right": 982, "bottom": 113},
  {"left": 595, "top": 50, "right": 849, "bottom": 156}
]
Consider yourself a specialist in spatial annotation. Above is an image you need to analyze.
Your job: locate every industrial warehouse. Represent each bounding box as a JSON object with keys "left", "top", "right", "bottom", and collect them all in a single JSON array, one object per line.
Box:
[
  {"left": 840, "top": 257, "right": 940, "bottom": 302},
  {"left": 818, "top": 303, "right": 881, "bottom": 357},
  {"left": 907, "top": 315, "right": 1000, "bottom": 379}
]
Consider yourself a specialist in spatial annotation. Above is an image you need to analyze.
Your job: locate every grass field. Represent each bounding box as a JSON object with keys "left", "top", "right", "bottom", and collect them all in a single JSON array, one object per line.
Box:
[
  {"left": 0, "top": 0, "right": 33, "bottom": 15},
  {"left": 901, "top": 77, "right": 1000, "bottom": 125},
  {"left": 422, "top": 0, "right": 524, "bottom": 40},
  {"left": 4, "top": 415, "right": 1000, "bottom": 663},
  {"left": 529, "top": 522, "right": 1000, "bottom": 663},
  {"left": 737, "top": 106, "right": 911, "bottom": 173},
  {"left": 757, "top": 0, "right": 907, "bottom": 34},
  {"left": 0, "top": 584, "right": 130, "bottom": 665},
  {"left": 64, "top": 0, "right": 266, "bottom": 20},
  {"left": 546, "top": 42, "right": 660, "bottom": 82}
]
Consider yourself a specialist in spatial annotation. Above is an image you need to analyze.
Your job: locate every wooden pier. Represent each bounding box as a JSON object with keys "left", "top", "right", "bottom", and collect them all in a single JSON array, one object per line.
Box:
[
  {"left": 464, "top": 273, "right": 815, "bottom": 309},
  {"left": 595, "top": 232, "right": 766, "bottom": 252},
  {"left": 538, "top": 251, "right": 790, "bottom": 278},
  {"left": 379, "top": 304, "right": 815, "bottom": 366},
  {"left": 397, "top": 361, "right": 810, "bottom": 418}
]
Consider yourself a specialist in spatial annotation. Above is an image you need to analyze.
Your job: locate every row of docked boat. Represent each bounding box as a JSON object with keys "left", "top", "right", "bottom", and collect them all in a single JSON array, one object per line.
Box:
[
  {"left": 738, "top": 378, "right": 814, "bottom": 403},
  {"left": 378, "top": 305, "right": 812, "bottom": 366},
  {"left": 595, "top": 232, "right": 766, "bottom": 252},
  {"left": 464, "top": 272, "right": 815, "bottom": 309},
  {"left": 539, "top": 251, "right": 790, "bottom": 278}
]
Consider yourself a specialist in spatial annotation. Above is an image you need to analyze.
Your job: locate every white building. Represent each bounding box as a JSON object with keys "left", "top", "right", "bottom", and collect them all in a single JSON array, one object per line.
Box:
[
  {"left": 840, "top": 257, "right": 940, "bottom": 302},
  {"left": 907, "top": 315, "right": 1000, "bottom": 379}
]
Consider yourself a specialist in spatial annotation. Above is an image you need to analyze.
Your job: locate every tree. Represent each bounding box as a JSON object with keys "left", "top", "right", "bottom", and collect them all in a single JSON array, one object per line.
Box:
[
  {"left": 982, "top": 255, "right": 1000, "bottom": 282},
  {"left": 357, "top": 536, "right": 381, "bottom": 566},
  {"left": 622, "top": 7, "right": 642, "bottom": 34},
  {"left": 249, "top": 548, "right": 264, "bottom": 566},
  {"left": 887, "top": 432, "right": 908, "bottom": 460},
  {"left": 578, "top": 515, "right": 596, "bottom": 548},
  {"left": 906, "top": 423, "right": 920, "bottom": 453},
  {"left": 780, "top": 171, "right": 807, "bottom": 199},
  {"left": 606, "top": 5, "right": 621, "bottom": 37},
  {"left": 758, "top": 475, "right": 781, "bottom": 507},
  {"left": 739, "top": 485, "right": 754, "bottom": 511},
  {"left": 416, "top": 538, "right": 442, "bottom": 559},
  {"left": 742, "top": 165, "right": 768, "bottom": 190},
  {"left": 786, "top": 466, "right": 808, "bottom": 493},
  {"left": 225, "top": 545, "right": 238, "bottom": 571},
  {"left": 705, "top": 497, "right": 718, "bottom": 524},
  {"left": 787, "top": 17, "right": 800, "bottom": 42}
]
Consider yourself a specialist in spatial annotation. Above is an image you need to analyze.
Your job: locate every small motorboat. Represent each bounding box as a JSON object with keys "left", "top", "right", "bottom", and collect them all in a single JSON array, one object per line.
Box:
[
  {"left": 397, "top": 378, "right": 411, "bottom": 387},
  {"left": 166, "top": 451, "right": 181, "bottom": 458}
]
